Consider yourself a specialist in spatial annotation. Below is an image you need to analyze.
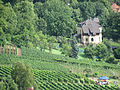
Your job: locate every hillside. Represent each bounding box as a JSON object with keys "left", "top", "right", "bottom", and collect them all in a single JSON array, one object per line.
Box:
[
  {"left": 0, "top": 0, "right": 120, "bottom": 89},
  {"left": 0, "top": 47, "right": 120, "bottom": 89}
]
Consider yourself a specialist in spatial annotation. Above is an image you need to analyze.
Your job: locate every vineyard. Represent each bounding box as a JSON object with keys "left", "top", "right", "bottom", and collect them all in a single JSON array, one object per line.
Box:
[
  {"left": 0, "top": 47, "right": 120, "bottom": 76},
  {"left": 0, "top": 66, "right": 118, "bottom": 90},
  {"left": 16, "top": 47, "right": 120, "bottom": 69},
  {"left": 0, "top": 47, "right": 120, "bottom": 89}
]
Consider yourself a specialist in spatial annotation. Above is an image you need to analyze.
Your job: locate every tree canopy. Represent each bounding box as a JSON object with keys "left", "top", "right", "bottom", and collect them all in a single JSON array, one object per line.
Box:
[{"left": 0, "top": 0, "right": 119, "bottom": 46}]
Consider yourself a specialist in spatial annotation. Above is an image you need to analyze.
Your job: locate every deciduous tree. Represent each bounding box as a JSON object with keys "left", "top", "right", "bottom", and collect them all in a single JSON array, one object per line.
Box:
[{"left": 11, "top": 62, "right": 38, "bottom": 90}]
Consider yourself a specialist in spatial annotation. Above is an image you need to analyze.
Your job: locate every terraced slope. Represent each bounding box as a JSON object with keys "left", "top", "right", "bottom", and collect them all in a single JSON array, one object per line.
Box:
[{"left": 0, "top": 66, "right": 118, "bottom": 90}]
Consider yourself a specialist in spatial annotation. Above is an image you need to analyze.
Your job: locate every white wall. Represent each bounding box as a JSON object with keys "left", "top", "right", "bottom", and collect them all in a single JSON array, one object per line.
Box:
[
  {"left": 82, "top": 34, "right": 102, "bottom": 45},
  {"left": 79, "top": 27, "right": 102, "bottom": 45}
]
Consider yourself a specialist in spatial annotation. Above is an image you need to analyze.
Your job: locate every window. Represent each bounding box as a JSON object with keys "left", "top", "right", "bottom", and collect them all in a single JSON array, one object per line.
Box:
[
  {"left": 86, "top": 38, "right": 88, "bottom": 42},
  {"left": 91, "top": 38, "right": 94, "bottom": 41}
]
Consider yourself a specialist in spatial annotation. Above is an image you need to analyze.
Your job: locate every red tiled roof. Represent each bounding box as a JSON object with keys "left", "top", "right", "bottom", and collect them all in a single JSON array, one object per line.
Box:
[
  {"left": 118, "top": 8, "right": 120, "bottom": 12},
  {"left": 111, "top": 3, "right": 120, "bottom": 12}
]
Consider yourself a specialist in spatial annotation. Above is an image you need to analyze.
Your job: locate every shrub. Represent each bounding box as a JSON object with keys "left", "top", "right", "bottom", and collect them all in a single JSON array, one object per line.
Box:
[
  {"left": 0, "top": 76, "right": 18, "bottom": 90},
  {"left": 94, "top": 72, "right": 99, "bottom": 77},
  {"left": 106, "top": 56, "right": 115, "bottom": 63},
  {"left": 63, "top": 78, "right": 68, "bottom": 83},
  {"left": 74, "top": 79, "right": 78, "bottom": 83},
  {"left": 58, "top": 78, "right": 62, "bottom": 82},
  {"left": 89, "top": 80, "right": 95, "bottom": 84},
  {"left": 84, "top": 78, "right": 90, "bottom": 84},
  {"left": 80, "top": 79, "right": 84, "bottom": 83}
]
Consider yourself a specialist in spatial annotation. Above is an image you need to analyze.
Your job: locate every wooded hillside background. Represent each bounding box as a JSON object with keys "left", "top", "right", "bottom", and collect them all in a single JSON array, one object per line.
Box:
[{"left": 0, "top": 0, "right": 120, "bottom": 47}]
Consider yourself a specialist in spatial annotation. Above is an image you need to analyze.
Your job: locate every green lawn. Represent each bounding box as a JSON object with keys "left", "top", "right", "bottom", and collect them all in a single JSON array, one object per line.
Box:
[
  {"left": 45, "top": 47, "right": 87, "bottom": 60},
  {"left": 45, "top": 49, "right": 62, "bottom": 55}
]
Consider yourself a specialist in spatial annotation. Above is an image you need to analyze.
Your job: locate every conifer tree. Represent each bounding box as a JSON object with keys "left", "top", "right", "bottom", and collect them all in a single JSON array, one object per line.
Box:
[{"left": 70, "top": 36, "right": 79, "bottom": 59}]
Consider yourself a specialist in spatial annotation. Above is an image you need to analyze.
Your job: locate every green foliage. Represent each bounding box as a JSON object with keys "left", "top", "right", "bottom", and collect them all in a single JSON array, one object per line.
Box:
[
  {"left": 57, "top": 36, "right": 68, "bottom": 47},
  {"left": 27, "top": 41, "right": 33, "bottom": 48},
  {"left": 0, "top": 0, "right": 119, "bottom": 49},
  {"left": 0, "top": 76, "right": 18, "bottom": 90},
  {"left": 84, "top": 45, "right": 95, "bottom": 59},
  {"left": 0, "top": 2, "right": 17, "bottom": 44},
  {"left": 61, "top": 43, "right": 72, "bottom": 57},
  {"left": 84, "top": 78, "right": 90, "bottom": 84},
  {"left": 34, "top": 31, "right": 48, "bottom": 51},
  {"left": 106, "top": 56, "right": 115, "bottom": 63},
  {"left": 11, "top": 62, "right": 38, "bottom": 90},
  {"left": 47, "top": 36, "right": 56, "bottom": 52},
  {"left": 103, "top": 39, "right": 113, "bottom": 55},
  {"left": 114, "top": 48, "right": 120, "bottom": 59},
  {"left": 105, "top": 12, "right": 120, "bottom": 41},
  {"left": 35, "top": 0, "right": 76, "bottom": 37},
  {"left": 72, "top": 8, "right": 83, "bottom": 23},
  {"left": 83, "top": 68, "right": 92, "bottom": 77},
  {"left": 78, "top": 1, "right": 96, "bottom": 20},
  {"left": 0, "top": 81, "right": 6, "bottom": 90},
  {"left": 13, "top": 0, "right": 37, "bottom": 47},
  {"left": 93, "top": 72, "right": 99, "bottom": 77},
  {"left": 70, "top": 36, "right": 79, "bottom": 59},
  {"left": 80, "top": 79, "right": 84, "bottom": 83},
  {"left": 95, "top": 43, "right": 108, "bottom": 61}
]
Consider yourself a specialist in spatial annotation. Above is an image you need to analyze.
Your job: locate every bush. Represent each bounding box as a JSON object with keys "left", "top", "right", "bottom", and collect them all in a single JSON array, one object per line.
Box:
[
  {"left": 27, "top": 42, "right": 33, "bottom": 48},
  {"left": 111, "top": 76, "right": 119, "bottom": 79},
  {"left": 0, "top": 76, "right": 18, "bottom": 90},
  {"left": 89, "top": 80, "right": 95, "bottom": 84},
  {"left": 93, "top": 72, "right": 99, "bottom": 77},
  {"left": 80, "top": 79, "right": 84, "bottom": 83},
  {"left": 74, "top": 79, "right": 78, "bottom": 83},
  {"left": 63, "top": 78, "right": 68, "bottom": 83},
  {"left": 84, "top": 78, "right": 90, "bottom": 84},
  {"left": 0, "top": 81, "right": 6, "bottom": 90},
  {"left": 114, "top": 47, "right": 120, "bottom": 59},
  {"left": 106, "top": 56, "right": 115, "bottom": 63},
  {"left": 58, "top": 78, "right": 63, "bottom": 82}
]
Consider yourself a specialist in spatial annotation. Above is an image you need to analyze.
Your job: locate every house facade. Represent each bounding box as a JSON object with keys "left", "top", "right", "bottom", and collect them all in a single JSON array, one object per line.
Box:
[{"left": 76, "top": 18, "right": 102, "bottom": 45}]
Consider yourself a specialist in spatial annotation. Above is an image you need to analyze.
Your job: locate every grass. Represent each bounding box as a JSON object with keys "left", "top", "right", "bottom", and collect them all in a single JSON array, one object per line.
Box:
[
  {"left": 109, "top": 40, "right": 120, "bottom": 47},
  {"left": 45, "top": 49, "right": 62, "bottom": 55},
  {"left": 44, "top": 47, "right": 87, "bottom": 60}
]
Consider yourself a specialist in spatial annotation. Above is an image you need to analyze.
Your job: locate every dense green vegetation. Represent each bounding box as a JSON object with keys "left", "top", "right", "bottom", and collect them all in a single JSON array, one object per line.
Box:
[
  {"left": 0, "top": 0, "right": 120, "bottom": 89},
  {"left": 0, "top": 65, "right": 119, "bottom": 90},
  {"left": 0, "top": 0, "right": 120, "bottom": 46},
  {"left": 0, "top": 46, "right": 120, "bottom": 89},
  {"left": 0, "top": 47, "right": 120, "bottom": 77},
  {"left": 84, "top": 39, "right": 120, "bottom": 64}
]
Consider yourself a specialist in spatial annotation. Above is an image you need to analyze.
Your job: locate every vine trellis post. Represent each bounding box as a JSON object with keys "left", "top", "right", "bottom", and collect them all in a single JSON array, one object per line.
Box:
[{"left": 0, "top": 43, "right": 22, "bottom": 56}]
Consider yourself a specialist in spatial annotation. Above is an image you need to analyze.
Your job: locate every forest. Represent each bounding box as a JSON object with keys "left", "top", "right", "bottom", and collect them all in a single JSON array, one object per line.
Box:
[
  {"left": 0, "top": 0, "right": 120, "bottom": 47},
  {"left": 0, "top": 0, "right": 120, "bottom": 89}
]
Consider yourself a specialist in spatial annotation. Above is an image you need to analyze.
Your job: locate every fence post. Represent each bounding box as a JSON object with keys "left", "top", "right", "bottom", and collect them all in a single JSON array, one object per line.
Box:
[
  {"left": 11, "top": 44, "right": 13, "bottom": 54},
  {"left": 14, "top": 45, "right": 16, "bottom": 55},
  {"left": 7, "top": 44, "right": 9, "bottom": 54},
  {"left": 0, "top": 42, "right": 1, "bottom": 54},
  {"left": 13, "top": 44, "right": 14, "bottom": 55},
  {"left": 1, "top": 43, "right": 3, "bottom": 54},
  {"left": 16, "top": 45, "right": 17, "bottom": 55},
  {"left": 4, "top": 44, "right": 7, "bottom": 54},
  {"left": 9, "top": 44, "right": 11, "bottom": 55},
  {"left": 3, "top": 44, "right": 5, "bottom": 54},
  {"left": 17, "top": 48, "right": 22, "bottom": 56}
]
